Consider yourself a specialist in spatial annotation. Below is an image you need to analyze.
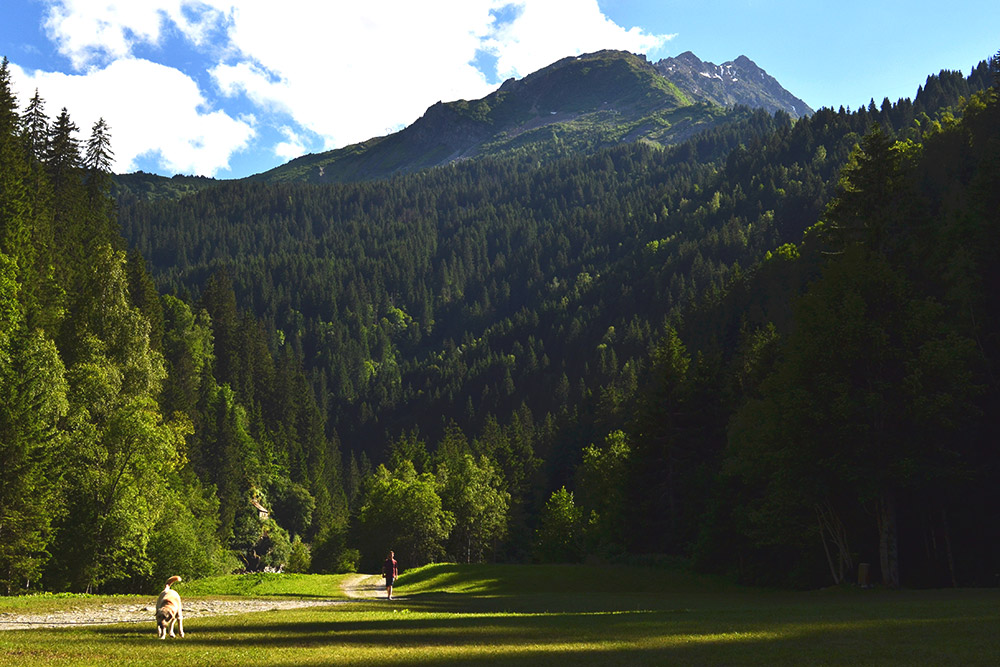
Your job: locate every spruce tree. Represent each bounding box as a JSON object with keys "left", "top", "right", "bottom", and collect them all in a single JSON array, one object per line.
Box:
[
  {"left": 0, "top": 58, "right": 30, "bottom": 266},
  {"left": 21, "top": 90, "right": 49, "bottom": 162},
  {"left": 46, "top": 108, "right": 81, "bottom": 188},
  {"left": 83, "top": 117, "right": 116, "bottom": 240}
]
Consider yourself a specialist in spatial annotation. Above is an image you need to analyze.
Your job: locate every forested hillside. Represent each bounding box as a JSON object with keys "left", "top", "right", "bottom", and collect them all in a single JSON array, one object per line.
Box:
[{"left": 2, "top": 52, "right": 998, "bottom": 594}]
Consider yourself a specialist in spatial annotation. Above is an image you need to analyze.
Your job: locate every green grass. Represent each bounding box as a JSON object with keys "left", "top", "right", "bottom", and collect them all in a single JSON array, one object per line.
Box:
[
  {"left": 173, "top": 573, "right": 348, "bottom": 599},
  {"left": 0, "top": 593, "right": 146, "bottom": 616},
  {"left": 2, "top": 565, "right": 999, "bottom": 665}
]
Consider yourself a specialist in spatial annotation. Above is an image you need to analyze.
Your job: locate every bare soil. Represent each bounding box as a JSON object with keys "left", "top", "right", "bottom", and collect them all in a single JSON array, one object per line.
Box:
[
  {"left": 0, "top": 593, "right": 349, "bottom": 632},
  {"left": 0, "top": 574, "right": 405, "bottom": 631},
  {"left": 339, "top": 573, "right": 389, "bottom": 600}
]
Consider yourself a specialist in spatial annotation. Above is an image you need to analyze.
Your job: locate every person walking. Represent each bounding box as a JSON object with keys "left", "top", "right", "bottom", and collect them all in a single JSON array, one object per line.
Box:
[{"left": 382, "top": 550, "right": 398, "bottom": 600}]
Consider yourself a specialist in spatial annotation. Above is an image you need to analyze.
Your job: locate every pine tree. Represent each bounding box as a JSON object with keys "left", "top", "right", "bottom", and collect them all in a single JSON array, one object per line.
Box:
[
  {"left": 46, "top": 108, "right": 81, "bottom": 188},
  {"left": 21, "top": 90, "right": 49, "bottom": 162},
  {"left": 83, "top": 117, "right": 113, "bottom": 173},
  {"left": 0, "top": 58, "right": 30, "bottom": 265},
  {"left": 14, "top": 87, "right": 59, "bottom": 333},
  {"left": 44, "top": 107, "right": 91, "bottom": 301},
  {"left": 83, "top": 118, "right": 116, "bottom": 239}
]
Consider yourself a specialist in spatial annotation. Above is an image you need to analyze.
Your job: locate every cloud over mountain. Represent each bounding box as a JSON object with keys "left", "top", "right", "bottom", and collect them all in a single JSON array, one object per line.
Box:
[{"left": 12, "top": 0, "right": 675, "bottom": 176}]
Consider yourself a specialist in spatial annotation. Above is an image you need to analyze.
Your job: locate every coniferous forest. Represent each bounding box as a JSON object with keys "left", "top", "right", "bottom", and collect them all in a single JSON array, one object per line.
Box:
[{"left": 1, "top": 52, "right": 999, "bottom": 594}]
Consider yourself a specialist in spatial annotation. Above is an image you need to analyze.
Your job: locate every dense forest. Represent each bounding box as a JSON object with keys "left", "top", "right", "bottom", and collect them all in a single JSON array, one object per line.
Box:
[{"left": 1, "top": 53, "right": 998, "bottom": 594}]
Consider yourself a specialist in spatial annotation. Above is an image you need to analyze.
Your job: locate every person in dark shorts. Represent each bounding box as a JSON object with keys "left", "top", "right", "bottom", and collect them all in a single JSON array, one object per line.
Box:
[{"left": 382, "top": 550, "right": 398, "bottom": 600}]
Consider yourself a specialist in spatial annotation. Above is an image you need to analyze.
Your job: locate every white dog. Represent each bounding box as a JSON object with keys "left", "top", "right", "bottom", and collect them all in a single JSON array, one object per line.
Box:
[{"left": 155, "top": 576, "right": 184, "bottom": 639}]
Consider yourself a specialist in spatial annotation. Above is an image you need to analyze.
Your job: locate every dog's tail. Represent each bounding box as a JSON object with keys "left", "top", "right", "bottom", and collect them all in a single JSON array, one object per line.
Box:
[{"left": 164, "top": 575, "right": 182, "bottom": 588}]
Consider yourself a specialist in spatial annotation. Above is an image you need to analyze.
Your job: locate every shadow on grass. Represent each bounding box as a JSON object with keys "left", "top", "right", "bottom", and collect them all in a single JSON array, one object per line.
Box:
[
  {"left": 400, "top": 591, "right": 699, "bottom": 614},
  {"left": 53, "top": 587, "right": 1000, "bottom": 666},
  {"left": 1, "top": 622, "right": 834, "bottom": 667},
  {"left": 198, "top": 593, "right": 343, "bottom": 600},
  {"left": 94, "top": 608, "right": 703, "bottom": 646},
  {"left": 90, "top": 609, "right": 999, "bottom": 666}
]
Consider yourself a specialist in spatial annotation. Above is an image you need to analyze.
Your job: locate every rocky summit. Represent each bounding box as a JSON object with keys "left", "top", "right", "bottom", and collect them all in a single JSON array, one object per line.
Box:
[{"left": 654, "top": 51, "right": 813, "bottom": 118}]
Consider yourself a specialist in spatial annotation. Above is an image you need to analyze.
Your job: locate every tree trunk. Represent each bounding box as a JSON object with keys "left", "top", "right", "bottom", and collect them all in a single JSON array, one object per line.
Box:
[
  {"left": 816, "top": 502, "right": 853, "bottom": 586},
  {"left": 818, "top": 513, "right": 841, "bottom": 585},
  {"left": 877, "top": 490, "right": 900, "bottom": 588},
  {"left": 942, "top": 508, "right": 957, "bottom": 588}
]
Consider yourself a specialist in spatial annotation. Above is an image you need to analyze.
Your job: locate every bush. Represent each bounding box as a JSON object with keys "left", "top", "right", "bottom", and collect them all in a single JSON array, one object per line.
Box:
[{"left": 286, "top": 536, "right": 311, "bottom": 573}]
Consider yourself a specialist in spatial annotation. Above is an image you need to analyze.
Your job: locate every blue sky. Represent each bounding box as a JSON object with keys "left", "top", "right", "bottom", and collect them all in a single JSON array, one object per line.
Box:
[{"left": 2, "top": 1, "right": 997, "bottom": 179}]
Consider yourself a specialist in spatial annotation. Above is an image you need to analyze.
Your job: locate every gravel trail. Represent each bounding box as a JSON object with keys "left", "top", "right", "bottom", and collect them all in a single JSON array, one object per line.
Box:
[
  {"left": 0, "top": 594, "right": 349, "bottom": 631},
  {"left": 339, "top": 573, "right": 387, "bottom": 600}
]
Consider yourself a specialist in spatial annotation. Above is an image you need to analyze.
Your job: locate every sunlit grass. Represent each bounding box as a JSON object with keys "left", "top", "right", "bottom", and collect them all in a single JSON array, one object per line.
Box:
[
  {"left": 174, "top": 572, "right": 349, "bottom": 599},
  {"left": 2, "top": 565, "right": 999, "bottom": 665},
  {"left": 0, "top": 593, "right": 145, "bottom": 616},
  {"left": 0, "top": 573, "right": 348, "bottom": 618}
]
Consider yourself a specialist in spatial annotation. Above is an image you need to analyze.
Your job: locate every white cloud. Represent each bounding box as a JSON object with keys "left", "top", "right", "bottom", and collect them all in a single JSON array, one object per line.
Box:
[
  {"left": 42, "top": 0, "right": 227, "bottom": 70},
  {"left": 28, "top": 0, "right": 676, "bottom": 176},
  {"left": 10, "top": 58, "right": 255, "bottom": 176},
  {"left": 485, "top": 1, "right": 676, "bottom": 79},
  {"left": 274, "top": 125, "right": 309, "bottom": 161},
  {"left": 207, "top": 0, "right": 499, "bottom": 149},
  {"left": 204, "top": 0, "right": 674, "bottom": 150}
]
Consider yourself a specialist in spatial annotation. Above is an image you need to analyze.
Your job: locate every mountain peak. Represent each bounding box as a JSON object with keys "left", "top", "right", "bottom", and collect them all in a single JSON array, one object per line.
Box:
[
  {"left": 253, "top": 49, "right": 814, "bottom": 184},
  {"left": 675, "top": 51, "right": 703, "bottom": 64},
  {"left": 654, "top": 52, "right": 812, "bottom": 118}
]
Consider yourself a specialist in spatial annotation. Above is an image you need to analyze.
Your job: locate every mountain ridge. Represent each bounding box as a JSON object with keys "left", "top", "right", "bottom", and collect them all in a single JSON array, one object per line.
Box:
[
  {"left": 247, "top": 49, "right": 806, "bottom": 185},
  {"left": 654, "top": 51, "right": 813, "bottom": 117},
  {"left": 113, "top": 49, "right": 813, "bottom": 195}
]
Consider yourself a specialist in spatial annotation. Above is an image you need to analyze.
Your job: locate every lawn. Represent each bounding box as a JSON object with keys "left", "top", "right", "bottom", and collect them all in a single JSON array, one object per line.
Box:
[{"left": 1, "top": 564, "right": 998, "bottom": 665}]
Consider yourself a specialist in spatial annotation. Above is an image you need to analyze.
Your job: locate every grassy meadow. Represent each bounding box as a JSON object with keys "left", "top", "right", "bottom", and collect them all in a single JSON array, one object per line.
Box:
[{"left": 1, "top": 564, "right": 999, "bottom": 665}]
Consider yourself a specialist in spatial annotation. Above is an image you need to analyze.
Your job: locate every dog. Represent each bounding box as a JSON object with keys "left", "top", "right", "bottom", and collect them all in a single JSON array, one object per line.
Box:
[{"left": 155, "top": 576, "right": 184, "bottom": 639}]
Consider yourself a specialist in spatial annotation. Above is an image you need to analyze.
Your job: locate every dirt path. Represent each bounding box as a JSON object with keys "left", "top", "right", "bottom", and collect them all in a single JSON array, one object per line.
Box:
[
  {"left": 339, "top": 573, "right": 389, "bottom": 600},
  {"left": 0, "top": 596, "right": 347, "bottom": 632},
  {"left": 0, "top": 575, "right": 394, "bottom": 631}
]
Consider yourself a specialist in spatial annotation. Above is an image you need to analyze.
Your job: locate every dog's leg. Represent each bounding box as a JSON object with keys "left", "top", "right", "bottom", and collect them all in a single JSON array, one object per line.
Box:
[{"left": 178, "top": 610, "right": 184, "bottom": 638}]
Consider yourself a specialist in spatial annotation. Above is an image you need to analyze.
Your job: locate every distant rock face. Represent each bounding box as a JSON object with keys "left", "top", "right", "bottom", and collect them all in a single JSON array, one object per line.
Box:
[{"left": 654, "top": 51, "right": 813, "bottom": 118}]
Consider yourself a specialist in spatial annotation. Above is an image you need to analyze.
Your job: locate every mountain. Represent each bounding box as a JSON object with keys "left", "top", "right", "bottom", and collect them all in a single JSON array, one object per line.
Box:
[
  {"left": 250, "top": 50, "right": 801, "bottom": 185},
  {"left": 114, "top": 50, "right": 813, "bottom": 194},
  {"left": 112, "top": 171, "right": 219, "bottom": 201},
  {"left": 654, "top": 51, "right": 813, "bottom": 118}
]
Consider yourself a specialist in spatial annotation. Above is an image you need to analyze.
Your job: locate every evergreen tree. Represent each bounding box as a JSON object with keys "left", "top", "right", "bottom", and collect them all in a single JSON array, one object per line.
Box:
[
  {"left": 0, "top": 58, "right": 30, "bottom": 268},
  {"left": 625, "top": 325, "right": 691, "bottom": 552},
  {"left": 83, "top": 117, "right": 114, "bottom": 174},
  {"left": 46, "top": 108, "right": 81, "bottom": 191},
  {"left": 20, "top": 89, "right": 49, "bottom": 161},
  {"left": 83, "top": 117, "right": 116, "bottom": 240}
]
